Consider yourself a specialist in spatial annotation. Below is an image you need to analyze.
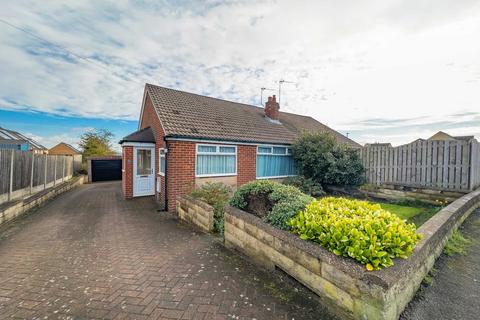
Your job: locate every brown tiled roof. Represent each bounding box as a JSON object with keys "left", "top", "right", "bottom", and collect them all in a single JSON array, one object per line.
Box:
[
  {"left": 50, "top": 142, "right": 81, "bottom": 154},
  {"left": 145, "top": 84, "right": 361, "bottom": 148}
]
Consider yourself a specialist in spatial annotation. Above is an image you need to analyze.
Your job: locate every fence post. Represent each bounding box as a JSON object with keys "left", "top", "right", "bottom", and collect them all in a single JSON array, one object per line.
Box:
[
  {"left": 62, "top": 156, "right": 66, "bottom": 182},
  {"left": 8, "top": 151, "right": 14, "bottom": 201},
  {"left": 469, "top": 141, "right": 477, "bottom": 191},
  {"left": 54, "top": 155, "right": 57, "bottom": 186},
  {"left": 44, "top": 154, "right": 48, "bottom": 190},
  {"left": 30, "top": 153, "right": 35, "bottom": 194}
]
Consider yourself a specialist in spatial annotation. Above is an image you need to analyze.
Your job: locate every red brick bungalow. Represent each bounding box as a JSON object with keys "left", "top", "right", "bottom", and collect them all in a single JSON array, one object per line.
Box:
[{"left": 120, "top": 84, "right": 360, "bottom": 211}]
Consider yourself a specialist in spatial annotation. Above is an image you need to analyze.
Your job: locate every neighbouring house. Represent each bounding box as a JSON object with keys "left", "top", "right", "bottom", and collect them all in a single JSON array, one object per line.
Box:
[
  {"left": 427, "top": 131, "right": 475, "bottom": 142},
  {"left": 120, "top": 84, "right": 360, "bottom": 211},
  {"left": 0, "top": 126, "right": 48, "bottom": 154},
  {"left": 49, "top": 142, "right": 81, "bottom": 156},
  {"left": 49, "top": 142, "right": 83, "bottom": 172}
]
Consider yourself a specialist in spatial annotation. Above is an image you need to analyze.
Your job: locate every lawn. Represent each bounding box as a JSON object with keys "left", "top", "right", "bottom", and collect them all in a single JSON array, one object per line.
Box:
[{"left": 377, "top": 202, "right": 441, "bottom": 226}]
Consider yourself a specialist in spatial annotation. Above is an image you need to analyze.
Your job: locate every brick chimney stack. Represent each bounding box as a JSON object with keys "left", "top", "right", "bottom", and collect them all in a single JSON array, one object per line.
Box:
[{"left": 265, "top": 95, "right": 280, "bottom": 122}]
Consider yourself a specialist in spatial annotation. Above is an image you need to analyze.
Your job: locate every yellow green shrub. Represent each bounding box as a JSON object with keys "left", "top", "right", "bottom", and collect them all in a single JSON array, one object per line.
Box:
[{"left": 289, "top": 197, "right": 423, "bottom": 270}]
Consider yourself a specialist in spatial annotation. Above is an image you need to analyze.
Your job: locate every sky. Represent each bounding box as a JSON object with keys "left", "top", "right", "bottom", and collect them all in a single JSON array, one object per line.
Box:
[{"left": 0, "top": 0, "right": 479, "bottom": 150}]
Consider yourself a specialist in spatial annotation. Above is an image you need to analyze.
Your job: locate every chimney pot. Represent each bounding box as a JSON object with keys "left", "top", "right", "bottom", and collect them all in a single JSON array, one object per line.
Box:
[{"left": 265, "top": 95, "right": 280, "bottom": 122}]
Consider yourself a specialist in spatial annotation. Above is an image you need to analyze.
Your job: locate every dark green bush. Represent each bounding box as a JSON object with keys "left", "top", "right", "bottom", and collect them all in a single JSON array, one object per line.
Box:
[
  {"left": 190, "top": 182, "right": 231, "bottom": 235},
  {"left": 230, "top": 180, "right": 313, "bottom": 230},
  {"left": 283, "top": 176, "right": 325, "bottom": 197},
  {"left": 324, "top": 145, "right": 365, "bottom": 186},
  {"left": 229, "top": 180, "right": 275, "bottom": 213},
  {"left": 291, "top": 132, "right": 365, "bottom": 186}
]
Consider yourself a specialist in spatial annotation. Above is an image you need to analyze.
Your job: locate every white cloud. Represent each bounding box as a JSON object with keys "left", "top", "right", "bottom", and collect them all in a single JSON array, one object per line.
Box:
[
  {"left": 1, "top": 0, "right": 480, "bottom": 145},
  {"left": 25, "top": 128, "right": 122, "bottom": 153},
  {"left": 25, "top": 132, "right": 79, "bottom": 149}
]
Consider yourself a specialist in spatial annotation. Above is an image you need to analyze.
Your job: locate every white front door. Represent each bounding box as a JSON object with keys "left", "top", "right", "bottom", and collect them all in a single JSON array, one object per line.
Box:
[{"left": 133, "top": 147, "right": 155, "bottom": 197}]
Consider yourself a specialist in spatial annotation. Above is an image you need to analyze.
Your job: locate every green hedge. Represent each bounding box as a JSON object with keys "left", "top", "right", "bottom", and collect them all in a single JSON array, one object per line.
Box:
[
  {"left": 230, "top": 180, "right": 313, "bottom": 230},
  {"left": 289, "top": 197, "right": 423, "bottom": 270}
]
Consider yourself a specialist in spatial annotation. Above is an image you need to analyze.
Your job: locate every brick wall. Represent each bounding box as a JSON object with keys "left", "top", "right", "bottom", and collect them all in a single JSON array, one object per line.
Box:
[
  {"left": 237, "top": 145, "right": 256, "bottom": 185},
  {"left": 166, "top": 140, "right": 196, "bottom": 212},
  {"left": 165, "top": 142, "right": 258, "bottom": 212},
  {"left": 122, "top": 146, "right": 133, "bottom": 198},
  {"left": 139, "top": 93, "right": 167, "bottom": 209}
]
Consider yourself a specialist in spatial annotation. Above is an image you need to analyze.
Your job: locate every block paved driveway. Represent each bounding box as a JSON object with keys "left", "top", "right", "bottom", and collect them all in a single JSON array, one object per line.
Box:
[{"left": 0, "top": 182, "right": 337, "bottom": 320}]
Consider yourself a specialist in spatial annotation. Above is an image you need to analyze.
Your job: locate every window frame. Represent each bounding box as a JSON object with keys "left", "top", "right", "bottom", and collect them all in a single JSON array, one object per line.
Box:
[
  {"left": 136, "top": 148, "right": 153, "bottom": 176},
  {"left": 158, "top": 148, "right": 166, "bottom": 176},
  {"left": 195, "top": 144, "right": 237, "bottom": 178},
  {"left": 256, "top": 145, "right": 297, "bottom": 179}
]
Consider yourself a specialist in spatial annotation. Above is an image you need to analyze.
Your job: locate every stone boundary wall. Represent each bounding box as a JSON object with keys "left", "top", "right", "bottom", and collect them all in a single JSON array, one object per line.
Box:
[
  {"left": 327, "top": 184, "right": 465, "bottom": 205},
  {"left": 224, "top": 188, "right": 480, "bottom": 320},
  {"left": 0, "top": 175, "right": 86, "bottom": 226},
  {"left": 176, "top": 196, "right": 214, "bottom": 232}
]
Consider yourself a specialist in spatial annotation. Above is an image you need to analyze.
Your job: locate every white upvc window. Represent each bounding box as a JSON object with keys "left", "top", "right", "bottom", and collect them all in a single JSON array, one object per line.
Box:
[
  {"left": 256, "top": 145, "right": 297, "bottom": 179},
  {"left": 196, "top": 144, "right": 237, "bottom": 177},
  {"left": 159, "top": 148, "right": 166, "bottom": 176}
]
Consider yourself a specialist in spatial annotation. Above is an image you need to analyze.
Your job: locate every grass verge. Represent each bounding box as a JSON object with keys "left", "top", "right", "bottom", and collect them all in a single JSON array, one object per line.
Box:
[{"left": 443, "top": 230, "right": 471, "bottom": 256}]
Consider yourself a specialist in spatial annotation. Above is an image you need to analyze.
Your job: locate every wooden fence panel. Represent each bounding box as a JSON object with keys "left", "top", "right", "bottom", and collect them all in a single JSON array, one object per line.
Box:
[
  {"left": 0, "top": 150, "right": 75, "bottom": 204},
  {"left": 432, "top": 141, "right": 438, "bottom": 187},
  {"left": 46, "top": 155, "right": 56, "bottom": 184},
  {"left": 33, "top": 154, "right": 46, "bottom": 187},
  {"left": 12, "top": 151, "right": 30, "bottom": 191},
  {"left": 0, "top": 150, "right": 12, "bottom": 195},
  {"left": 362, "top": 139, "right": 480, "bottom": 192}
]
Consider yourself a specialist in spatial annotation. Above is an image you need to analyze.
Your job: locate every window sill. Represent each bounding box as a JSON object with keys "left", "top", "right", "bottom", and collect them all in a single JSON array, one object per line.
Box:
[
  {"left": 256, "top": 175, "right": 297, "bottom": 179},
  {"left": 196, "top": 173, "right": 237, "bottom": 178}
]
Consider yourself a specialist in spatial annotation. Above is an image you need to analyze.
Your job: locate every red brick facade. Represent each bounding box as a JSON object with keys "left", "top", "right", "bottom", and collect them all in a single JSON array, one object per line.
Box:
[
  {"left": 123, "top": 92, "right": 265, "bottom": 212},
  {"left": 122, "top": 146, "right": 133, "bottom": 198},
  {"left": 165, "top": 141, "right": 196, "bottom": 211},
  {"left": 237, "top": 145, "right": 257, "bottom": 186}
]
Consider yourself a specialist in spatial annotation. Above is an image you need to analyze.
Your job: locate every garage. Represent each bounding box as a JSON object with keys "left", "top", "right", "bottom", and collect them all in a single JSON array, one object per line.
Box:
[{"left": 87, "top": 156, "right": 122, "bottom": 182}]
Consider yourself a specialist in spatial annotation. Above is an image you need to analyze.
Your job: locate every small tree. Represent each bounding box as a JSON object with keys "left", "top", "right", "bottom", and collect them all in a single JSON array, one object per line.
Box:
[
  {"left": 78, "top": 129, "right": 116, "bottom": 161},
  {"left": 291, "top": 132, "right": 364, "bottom": 186}
]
